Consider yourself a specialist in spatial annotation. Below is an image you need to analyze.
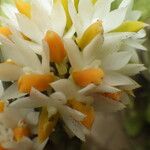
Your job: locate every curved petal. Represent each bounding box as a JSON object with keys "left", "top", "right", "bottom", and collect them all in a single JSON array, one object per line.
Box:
[
  {"left": 0, "top": 63, "right": 23, "bottom": 81},
  {"left": 16, "top": 14, "right": 43, "bottom": 43},
  {"left": 1, "top": 82, "right": 27, "bottom": 100},
  {"left": 102, "top": 51, "right": 132, "bottom": 70}
]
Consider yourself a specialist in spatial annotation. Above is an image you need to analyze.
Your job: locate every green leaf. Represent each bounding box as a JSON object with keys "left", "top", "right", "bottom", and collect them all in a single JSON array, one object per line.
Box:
[
  {"left": 146, "top": 103, "right": 150, "bottom": 123},
  {"left": 124, "top": 111, "right": 143, "bottom": 137}
]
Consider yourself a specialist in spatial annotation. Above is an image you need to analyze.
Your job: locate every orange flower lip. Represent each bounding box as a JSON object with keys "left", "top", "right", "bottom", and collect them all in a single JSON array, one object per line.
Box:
[
  {"left": 38, "top": 107, "right": 58, "bottom": 143},
  {"left": 0, "top": 101, "right": 5, "bottom": 113},
  {"left": 44, "top": 31, "right": 67, "bottom": 64},
  {"left": 13, "top": 126, "right": 30, "bottom": 141},
  {"left": 72, "top": 68, "right": 104, "bottom": 87},
  {"left": 18, "top": 73, "right": 55, "bottom": 93},
  {"left": 68, "top": 99, "right": 95, "bottom": 129}
]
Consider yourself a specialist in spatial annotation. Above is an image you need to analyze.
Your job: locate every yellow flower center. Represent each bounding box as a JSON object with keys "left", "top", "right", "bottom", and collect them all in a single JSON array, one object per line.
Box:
[
  {"left": 44, "top": 31, "right": 67, "bottom": 64},
  {"left": 15, "top": 0, "right": 31, "bottom": 18},
  {"left": 76, "top": 21, "right": 103, "bottom": 49},
  {"left": 0, "top": 27, "right": 12, "bottom": 37},
  {"left": 68, "top": 99, "right": 95, "bottom": 129},
  {"left": 72, "top": 68, "right": 104, "bottom": 87},
  {"left": 18, "top": 73, "right": 55, "bottom": 93}
]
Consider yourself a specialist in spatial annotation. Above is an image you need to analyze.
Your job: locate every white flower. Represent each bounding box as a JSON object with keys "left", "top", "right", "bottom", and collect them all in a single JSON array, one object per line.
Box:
[
  {"left": 0, "top": 34, "right": 54, "bottom": 94},
  {"left": 10, "top": 88, "right": 88, "bottom": 141},
  {"left": 68, "top": 0, "right": 148, "bottom": 59},
  {"left": 63, "top": 37, "right": 145, "bottom": 110}
]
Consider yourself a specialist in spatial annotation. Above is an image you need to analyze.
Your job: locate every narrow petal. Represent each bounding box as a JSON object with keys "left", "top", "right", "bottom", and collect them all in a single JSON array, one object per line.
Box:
[
  {"left": 78, "top": 0, "right": 93, "bottom": 28},
  {"left": 1, "top": 82, "right": 26, "bottom": 100},
  {"left": 16, "top": 14, "right": 43, "bottom": 43},
  {"left": 50, "top": 2, "right": 66, "bottom": 36},
  {"left": 104, "top": 71, "right": 134, "bottom": 86},
  {"left": 51, "top": 79, "right": 78, "bottom": 98},
  {"left": 102, "top": 51, "right": 132, "bottom": 70},
  {"left": 41, "top": 41, "right": 50, "bottom": 74},
  {"left": 103, "top": 7, "right": 127, "bottom": 32},
  {"left": 61, "top": 114, "right": 85, "bottom": 141},
  {"left": 93, "top": 94, "right": 126, "bottom": 112},
  {"left": 63, "top": 38, "right": 83, "bottom": 70},
  {"left": 119, "top": 64, "right": 146, "bottom": 76},
  {"left": 93, "top": 0, "right": 114, "bottom": 19},
  {"left": 68, "top": 0, "right": 83, "bottom": 36}
]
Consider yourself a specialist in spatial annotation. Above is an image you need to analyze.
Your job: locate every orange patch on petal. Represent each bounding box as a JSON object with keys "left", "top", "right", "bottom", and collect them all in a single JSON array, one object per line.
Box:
[
  {"left": 72, "top": 68, "right": 104, "bottom": 87},
  {"left": 102, "top": 92, "right": 122, "bottom": 101},
  {"left": 38, "top": 107, "right": 58, "bottom": 143},
  {"left": 0, "top": 101, "right": 5, "bottom": 113},
  {"left": 44, "top": 31, "right": 66, "bottom": 63},
  {"left": 0, "top": 27, "right": 12, "bottom": 37},
  {"left": 13, "top": 126, "right": 30, "bottom": 141},
  {"left": 0, "top": 145, "right": 7, "bottom": 150},
  {"left": 68, "top": 100, "right": 95, "bottom": 129},
  {"left": 18, "top": 73, "right": 55, "bottom": 93},
  {"left": 15, "top": 0, "right": 31, "bottom": 18}
]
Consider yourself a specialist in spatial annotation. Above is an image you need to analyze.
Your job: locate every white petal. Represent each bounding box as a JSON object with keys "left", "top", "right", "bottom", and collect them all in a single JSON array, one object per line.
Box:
[
  {"left": 100, "top": 32, "right": 133, "bottom": 59},
  {"left": 129, "top": 10, "right": 142, "bottom": 21},
  {"left": 10, "top": 34, "right": 43, "bottom": 72},
  {"left": 0, "top": 63, "right": 23, "bottom": 81},
  {"left": 68, "top": 0, "right": 83, "bottom": 36},
  {"left": 51, "top": 79, "right": 78, "bottom": 99},
  {"left": 104, "top": 71, "right": 134, "bottom": 86},
  {"left": 93, "top": 94, "right": 126, "bottom": 112},
  {"left": 78, "top": 84, "right": 96, "bottom": 95},
  {"left": 4, "top": 137, "right": 33, "bottom": 150},
  {"left": 119, "top": 64, "right": 146, "bottom": 76},
  {"left": 93, "top": 0, "right": 114, "bottom": 20},
  {"left": 126, "top": 39, "right": 147, "bottom": 51},
  {"left": 50, "top": 2, "right": 66, "bottom": 36},
  {"left": 61, "top": 113, "right": 85, "bottom": 141},
  {"left": 64, "top": 26, "right": 75, "bottom": 38},
  {"left": 16, "top": 14, "right": 43, "bottom": 43},
  {"left": 0, "top": 108, "right": 30, "bottom": 128},
  {"left": 83, "top": 34, "right": 103, "bottom": 65},
  {"left": 64, "top": 106, "right": 85, "bottom": 121},
  {"left": 50, "top": 92, "right": 67, "bottom": 104},
  {"left": 102, "top": 51, "right": 132, "bottom": 70},
  {"left": 41, "top": 41, "right": 50, "bottom": 74},
  {"left": 1, "top": 4, "right": 19, "bottom": 29},
  {"left": 78, "top": 0, "right": 93, "bottom": 29},
  {"left": 31, "top": 0, "right": 52, "bottom": 33},
  {"left": 96, "top": 82, "right": 120, "bottom": 93},
  {"left": 63, "top": 38, "right": 83, "bottom": 70},
  {"left": 1, "top": 82, "right": 27, "bottom": 100},
  {"left": 26, "top": 111, "right": 39, "bottom": 125},
  {"left": 103, "top": 7, "right": 127, "bottom": 32},
  {"left": 0, "top": 81, "right": 4, "bottom": 97},
  {"left": 133, "top": 29, "right": 146, "bottom": 39},
  {"left": 121, "top": 93, "right": 131, "bottom": 105},
  {"left": 33, "top": 138, "right": 48, "bottom": 150}
]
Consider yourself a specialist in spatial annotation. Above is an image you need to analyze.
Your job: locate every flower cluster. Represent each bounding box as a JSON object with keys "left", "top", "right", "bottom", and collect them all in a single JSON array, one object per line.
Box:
[{"left": 0, "top": 0, "right": 148, "bottom": 149}]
